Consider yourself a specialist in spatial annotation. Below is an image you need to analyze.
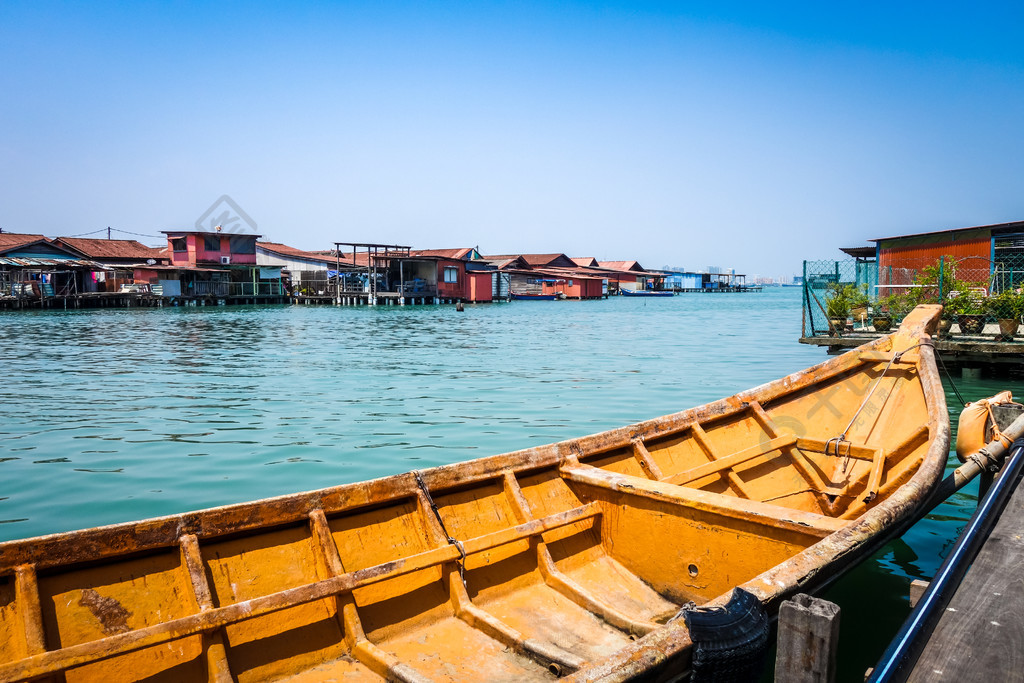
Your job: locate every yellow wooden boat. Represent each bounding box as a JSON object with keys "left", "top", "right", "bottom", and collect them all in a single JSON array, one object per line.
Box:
[{"left": 0, "top": 306, "right": 950, "bottom": 682}]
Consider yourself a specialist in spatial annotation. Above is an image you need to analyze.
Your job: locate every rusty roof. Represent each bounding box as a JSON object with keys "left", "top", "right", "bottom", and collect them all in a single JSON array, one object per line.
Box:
[
  {"left": 258, "top": 242, "right": 339, "bottom": 263},
  {"left": 54, "top": 237, "right": 165, "bottom": 261},
  {"left": 409, "top": 248, "right": 473, "bottom": 260},
  {"left": 0, "top": 233, "right": 50, "bottom": 254},
  {"left": 0, "top": 256, "right": 105, "bottom": 269},
  {"left": 571, "top": 257, "right": 599, "bottom": 267},
  {"left": 597, "top": 260, "right": 647, "bottom": 272},
  {"left": 870, "top": 219, "right": 1024, "bottom": 243},
  {"left": 483, "top": 253, "right": 575, "bottom": 267},
  {"left": 530, "top": 266, "right": 605, "bottom": 281},
  {"left": 482, "top": 256, "right": 530, "bottom": 270}
]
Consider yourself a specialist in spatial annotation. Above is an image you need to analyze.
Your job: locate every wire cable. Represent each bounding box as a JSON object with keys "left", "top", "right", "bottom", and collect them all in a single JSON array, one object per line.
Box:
[
  {"left": 933, "top": 347, "right": 968, "bottom": 407},
  {"left": 60, "top": 228, "right": 107, "bottom": 238},
  {"left": 111, "top": 228, "right": 164, "bottom": 239}
]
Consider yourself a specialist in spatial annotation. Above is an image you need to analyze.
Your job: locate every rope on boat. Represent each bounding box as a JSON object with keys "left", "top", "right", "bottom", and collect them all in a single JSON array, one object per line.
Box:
[
  {"left": 932, "top": 345, "right": 968, "bottom": 407},
  {"left": 826, "top": 340, "right": 934, "bottom": 472},
  {"left": 413, "top": 470, "right": 468, "bottom": 586}
]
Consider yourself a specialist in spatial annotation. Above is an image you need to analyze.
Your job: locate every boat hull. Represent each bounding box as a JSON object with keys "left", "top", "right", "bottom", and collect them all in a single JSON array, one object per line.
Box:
[
  {"left": 0, "top": 306, "right": 948, "bottom": 682},
  {"left": 511, "top": 293, "right": 557, "bottom": 300},
  {"left": 620, "top": 289, "right": 673, "bottom": 297}
]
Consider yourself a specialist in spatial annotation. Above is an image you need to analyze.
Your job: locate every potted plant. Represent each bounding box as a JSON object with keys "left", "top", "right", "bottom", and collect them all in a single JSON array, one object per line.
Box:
[
  {"left": 873, "top": 292, "right": 908, "bottom": 332},
  {"left": 987, "top": 289, "right": 1023, "bottom": 341},
  {"left": 912, "top": 257, "right": 969, "bottom": 337},
  {"left": 956, "top": 294, "right": 986, "bottom": 335},
  {"left": 824, "top": 283, "right": 851, "bottom": 336},
  {"left": 849, "top": 284, "right": 871, "bottom": 328},
  {"left": 937, "top": 290, "right": 965, "bottom": 338}
]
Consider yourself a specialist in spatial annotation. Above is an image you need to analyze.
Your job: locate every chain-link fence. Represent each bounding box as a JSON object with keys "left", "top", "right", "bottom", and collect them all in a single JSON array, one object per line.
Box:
[{"left": 803, "top": 253, "right": 1024, "bottom": 338}]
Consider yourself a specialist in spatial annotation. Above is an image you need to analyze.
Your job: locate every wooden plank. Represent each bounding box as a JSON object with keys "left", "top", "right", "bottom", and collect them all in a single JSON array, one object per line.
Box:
[
  {"left": 858, "top": 350, "right": 917, "bottom": 364},
  {"left": 14, "top": 565, "right": 46, "bottom": 656},
  {"left": 750, "top": 401, "right": 832, "bottom": 496},
  {"left": 908, "top": 475, "right": 1024, "bottom": 682},
  {"left": 631, "top": 439, "right": 664, "bottom": 481},
  {"left": 536, "top": 542, "right": 656, "bottom": 637},
  {"left": 679, "top": 424, "right": 757, "bottom": 496},
  {"left": 179, "top": 535, "right": 232, "bottom": 683},
  {"left": 863, "top": 448, "right": 889, "bottom": 503},
  {"left": 797, "top": 437, "right": 878, "bottom": 462},
  {"left": 667, "top": 434, "right": 797, "bottom": 487},
  {"left": 563, "top": 465, "right": 845, "bottom": 536}
]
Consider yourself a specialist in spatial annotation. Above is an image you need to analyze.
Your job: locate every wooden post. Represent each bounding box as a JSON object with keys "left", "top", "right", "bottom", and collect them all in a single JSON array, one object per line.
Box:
[
  {"left": 775, "top": 593, "right": 840, "bottom": 683},
  {"left": 909, "top": 579, "right": 929, "bottom": 608}
]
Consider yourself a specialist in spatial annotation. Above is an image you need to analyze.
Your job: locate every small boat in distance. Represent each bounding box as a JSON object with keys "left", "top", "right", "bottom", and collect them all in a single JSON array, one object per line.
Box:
[
  {"left": 511, "top": 292, "right": 557, "bottom": 300},
  {"left": 620, "top": 288, "right": 673, "bottom": 297},
  {"left": 0, "top": 306, "right": 950, "bottom": 682}
]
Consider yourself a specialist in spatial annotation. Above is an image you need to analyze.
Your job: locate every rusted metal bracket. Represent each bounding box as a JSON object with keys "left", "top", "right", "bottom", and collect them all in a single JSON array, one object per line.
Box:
[{"left": 413, "top": 470, "right": 468, "bottom": 586}]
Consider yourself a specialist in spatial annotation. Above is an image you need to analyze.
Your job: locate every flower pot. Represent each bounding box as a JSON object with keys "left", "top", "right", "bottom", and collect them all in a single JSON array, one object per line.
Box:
[
  {"left": 997, "top": 318, "right": 1019, "bottom": 341},
  {"left": 872, "top": 316, "right": 892, "bottom": 332},
  {"left": 938, "top": 318, "right": 953, "bottom": 338},
  {"left": 828, "top": 319, "right": 845, "bottom": 337},
  {"left": 851, "top": 306, "right": 868, "bottom": 327},
  {"left": 958, "top": 314, "right": 985, "bottom": 335}
]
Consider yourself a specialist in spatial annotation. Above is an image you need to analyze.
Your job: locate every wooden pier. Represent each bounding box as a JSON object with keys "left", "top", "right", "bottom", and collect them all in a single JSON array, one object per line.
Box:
[
  {"left": 292, "top": 292, "right": 468, "bottom": 306},
  {"left": 905, "top": 470, "right": 1024, "bottom": 681},
  {"left": 0, "top": 293, "right": 288, "bottom": 310},
  {"left": 800, "top": 331, "right": 1024, "bottom": 368},
  {"left": 671, "top": 285, "right": 762, "bottom": 293}
]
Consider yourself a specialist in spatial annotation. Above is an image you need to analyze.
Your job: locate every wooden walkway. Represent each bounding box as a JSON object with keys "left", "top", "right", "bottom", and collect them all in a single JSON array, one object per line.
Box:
[
  {"left": 908, "top": 474, "right": 1024, "bottom": 682},
  {"left": 800, "top": 333, "right": 1024, "bottom": 366}
]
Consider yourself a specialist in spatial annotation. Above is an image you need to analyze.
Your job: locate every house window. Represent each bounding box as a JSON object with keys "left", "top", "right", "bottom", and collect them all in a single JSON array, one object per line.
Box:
[
  {"left": 203, "top": 235, "right": 221, "bottom": 251},
  {"left": 171, "top": 238, "right": 187, "bottom": 252},
  {"left": 229, "top": 235, "right": 256, "bottom": 254},
  {"left": 444, "top": 266, "right": 458, "bottom": 283}
]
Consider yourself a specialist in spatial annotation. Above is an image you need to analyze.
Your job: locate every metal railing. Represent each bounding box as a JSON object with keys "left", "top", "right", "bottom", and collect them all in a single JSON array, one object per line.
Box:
[
  {"left": 803, "top": 254, "right": 1024, "bottom": 338},
  {"left": 192, "top": 281, "right": 283, "bottom": 297}
]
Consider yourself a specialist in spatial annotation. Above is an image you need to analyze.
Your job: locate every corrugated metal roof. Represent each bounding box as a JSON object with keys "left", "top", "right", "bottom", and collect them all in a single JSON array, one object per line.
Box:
[
  {"left": 598, "top": 260, "right": 647, "bottom": 272},
  {"left": 55, "top": 237, "right": 165, "bottom": 260},
  {"left": 409, "top": 248, "right": 473, "bottom": 260},
  {"left": 870, "top": 220, "right": 1024, "bottom": 243},
  {"left": 0, "top": 233, "right": 49, "bottom": 253},
  {"left": 530, "top": 266, "right": 605, "bottom": 280},
  {"left": 484, "top": 253, "right": 575, "bottom": 267},
  {"left": 258, "top": 242, "right": 337, "bottom": 264},
  {"left": 0, "top": 257, "right": 105, "bottom": 268}
]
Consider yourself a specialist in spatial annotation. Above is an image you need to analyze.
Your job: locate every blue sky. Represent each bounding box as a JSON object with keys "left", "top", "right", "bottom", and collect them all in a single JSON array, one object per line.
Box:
[{"left": 1, "top": 2, "right": 1022, "bottom": 276}]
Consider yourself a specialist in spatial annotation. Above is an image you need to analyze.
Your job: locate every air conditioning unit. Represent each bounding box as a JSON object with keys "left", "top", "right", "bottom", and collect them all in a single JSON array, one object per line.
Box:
[{"left": 220, "top": 256, "right": 231, "bottom": 265}]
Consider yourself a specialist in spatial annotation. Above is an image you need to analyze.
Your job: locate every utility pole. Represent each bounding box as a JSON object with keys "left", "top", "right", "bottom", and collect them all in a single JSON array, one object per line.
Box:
[{"left": 107, "top": 226, "right": 111, "bottom": 240}]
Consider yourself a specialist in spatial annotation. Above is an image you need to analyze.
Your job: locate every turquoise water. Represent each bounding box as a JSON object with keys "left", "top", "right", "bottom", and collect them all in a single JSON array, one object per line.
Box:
[{"left": 0, "top": 289, "right": 1018, "bottom": 678}]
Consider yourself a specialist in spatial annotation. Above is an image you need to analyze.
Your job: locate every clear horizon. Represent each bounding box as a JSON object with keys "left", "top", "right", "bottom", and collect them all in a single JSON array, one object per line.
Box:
[{"left": 2, "top": 1, "right": 1021, "bottom": 277}]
